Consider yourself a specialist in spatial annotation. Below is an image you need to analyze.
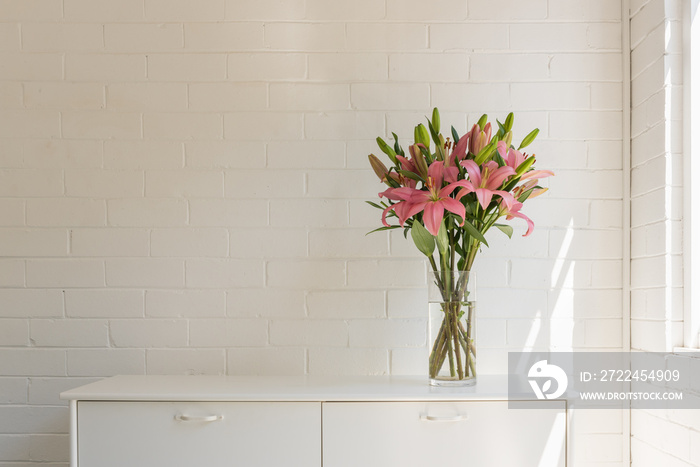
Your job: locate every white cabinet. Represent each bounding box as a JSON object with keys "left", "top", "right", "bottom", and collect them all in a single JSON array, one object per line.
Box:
[
  {"left": 77, "top": 401, "right": 321, "bottom": 467},
  {"left": 62, "top": 376, "right": 567, "bottom": 467},
  {"left": 323, "top": 401, "right": 566, "bottom": 467}
]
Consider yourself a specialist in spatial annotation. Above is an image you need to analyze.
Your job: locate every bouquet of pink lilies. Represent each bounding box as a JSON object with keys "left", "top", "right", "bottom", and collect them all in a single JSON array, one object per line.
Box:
[{"left": 366, "top": 108, "right": 553, "bottom": 384}]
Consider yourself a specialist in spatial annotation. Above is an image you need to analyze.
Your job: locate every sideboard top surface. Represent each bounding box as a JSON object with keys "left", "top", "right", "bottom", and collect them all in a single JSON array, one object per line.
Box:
[{"left": 60, "top": 375, "right": 521, "bottom": 402}]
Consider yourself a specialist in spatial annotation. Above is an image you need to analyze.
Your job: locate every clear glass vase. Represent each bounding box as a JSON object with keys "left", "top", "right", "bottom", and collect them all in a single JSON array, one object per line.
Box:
[{"left": 428, "top": 270, "right": 476, "bottom": 387}]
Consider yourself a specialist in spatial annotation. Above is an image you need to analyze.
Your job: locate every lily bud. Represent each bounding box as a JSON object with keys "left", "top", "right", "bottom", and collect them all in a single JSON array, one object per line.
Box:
[
  {"left": 431, "top": 108, "right": 441, "bottom": 134},
  {"left": 504, "top": 112, "right": 514, "bottom": 132},
  {"left": 409, "top": 144, "right": 429, "bottom": 179},
  {"left": 476, "top": 114, "right": 489, "bottom": 130},
  {"left": 415, "top": 123, "right": 430, "bottom": 148},
  {"left": 505, "top": 131, "right": 513, "bottom": 148},
  {"left": 368, "top": 154, "right": 389, "bottom": 183},
  {"left": 515, "top": 155, "right": 536, "bottom": 177},
  {"left": 529, "top": 187, "right": 548, "bottom": 199},
  {"left": 514, "top": 180, "right": 548, "bottom": 201},
  {"left": 469, "top": 122, "right": 492, "bottom": 155},
  {"left": 518, "top": 128, "right": 539, "bottom": 150}
]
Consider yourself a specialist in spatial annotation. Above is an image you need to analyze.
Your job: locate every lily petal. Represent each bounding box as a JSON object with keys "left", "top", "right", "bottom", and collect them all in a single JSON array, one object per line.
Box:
[
  {"left": 423, "top": 202, "right": 445, "bottom": 236},
  {"left": 453, "top": 181, "right": 476, "bottom": 201},
  {"left": 485, "top": 165, "right": 516, "bottom": 190},
  {"left": 395, "top": 155, "right": 416, "bottom": 173},
  {"left": 494, "top": 190, "right": 516, "bottom": 210},
  {"left": 380, "top": 203, "right": 395, "bottom": 227},
  {"left": 475, "top": 188, "right": 493, "bottom": 210},
  {"left": 507, "top": 148, "right": 525, "bottom": 169},
  {"left": 427, "top": 160, "right": 445, "bottom": 187},
  {"left": 508, "top": 210, "right": 535, "bottom": 236},
  {"left": 443, "top": 165, "right": 459, "bottom": 184},
  {"left": 438, "top": 180, "right": 470, "bottom": 199},
  {"left": 460, "top": 160, "right": 482, "bottom": 186},
  {"left": 497, "top": 141, "right": 508, "bottom": 159},
  {"left": 395, "top": 200, "right": 426, "bottom": 225},
  {"left": 452, "top": 133, "right": 470, "bottom": 162},
  {"left": 379, "top": 187, "right": 417, "bottom": 201},
  {"left": 520, "top": 169, "right": 554, "bottom": 180},
  {"left": 440, "top": 197, "right": 466, "bottom": 223}
]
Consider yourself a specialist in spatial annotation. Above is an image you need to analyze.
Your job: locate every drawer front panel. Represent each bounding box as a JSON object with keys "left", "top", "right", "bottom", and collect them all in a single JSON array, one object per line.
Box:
[
  {"left": 78, "top": 401, "right": 321, "bottom": 467},
  {"left": 323, "top": 401, "right": 566, "bottom": 467}
]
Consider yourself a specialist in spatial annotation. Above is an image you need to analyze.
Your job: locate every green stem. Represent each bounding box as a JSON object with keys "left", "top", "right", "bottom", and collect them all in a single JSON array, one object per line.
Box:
[
  {"left": 428, "top": 318, "right": 447, "bottom": 378},
  {"left": 450, "top": 303, "right": 464, "bottom": 379},
  {"left": 465, "top": 305, "right": 474, "bottom": 377}
]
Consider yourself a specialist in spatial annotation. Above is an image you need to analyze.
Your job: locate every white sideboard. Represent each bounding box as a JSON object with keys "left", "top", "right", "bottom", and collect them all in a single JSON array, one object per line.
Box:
[{"left": 61, "top": 375, "right": 567, "bottom": 467}]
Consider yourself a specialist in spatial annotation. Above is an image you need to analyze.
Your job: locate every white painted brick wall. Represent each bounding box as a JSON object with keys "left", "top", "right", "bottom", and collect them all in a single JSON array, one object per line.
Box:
[
  {"left": 629, "top": 0, "right": 697, "bottom": 466},
  {"left": 629, "top": 0, "right": 684, "bottom": 352},
  {"left": 0, "top": 0, "right": 627, "bottom": 464}
]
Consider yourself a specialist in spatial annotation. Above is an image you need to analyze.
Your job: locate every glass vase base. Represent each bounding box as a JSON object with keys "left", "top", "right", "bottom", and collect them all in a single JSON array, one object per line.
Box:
[{"left": 429, "top": 376, "right": 477, "bottom": 387}]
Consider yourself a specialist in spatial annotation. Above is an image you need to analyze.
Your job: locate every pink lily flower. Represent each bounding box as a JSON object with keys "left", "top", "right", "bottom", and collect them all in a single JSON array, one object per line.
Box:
[
  {"left": 457, "top": 160, "right": 516, "bottom": 211},
  {"left": 501, "top": 200, "right": 535, "bottom": 237},
  {"left": 497, "top": 141, "right": 554, "bottom": 181},
  {"left": 404, "top": 161, "right": 466, "bottom": 236},
  {"left": 379, "top": 161, "right": 466, "bottom": 236}
]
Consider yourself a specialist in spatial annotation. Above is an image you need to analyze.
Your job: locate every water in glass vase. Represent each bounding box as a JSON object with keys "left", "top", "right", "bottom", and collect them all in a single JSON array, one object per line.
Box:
[{"left": 428, "top": 270, "right": 476, "bottom": 387}]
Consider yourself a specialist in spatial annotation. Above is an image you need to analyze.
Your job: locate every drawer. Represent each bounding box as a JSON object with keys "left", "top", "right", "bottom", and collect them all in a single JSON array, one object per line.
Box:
[
  {"left": 77, "top": 401, "right": 321, "bottom": 467},
  {"left": 322, "top": 401, "right": 566, "bottom": 467}
]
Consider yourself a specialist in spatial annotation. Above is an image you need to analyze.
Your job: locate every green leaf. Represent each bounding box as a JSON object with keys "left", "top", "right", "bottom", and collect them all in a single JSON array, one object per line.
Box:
[
  {"left": 457, "top": 257, "right": 466, "bottom": 271},
  {"left": 365, "top": 200, "right": 385, "bottom": 210},
  {"left": 502, "top": 176, "right": 521, "bottom": 193},
  {"left": 382, "top": 170, "right": 401, "bottom": 188},
  {"left": 398, "top": 170, "right": 425, "bottom": 183},
  {"left": 437, "top": 220, "right": 449, "bottom": 256},
  {"left": 365, "top": 225, "right": 400, "bottom": 235},
  {"left": 462, "top": 221, "right": 489, "bottom": 247},
  {"left": 517, "top": 187, "right": 536, "bottom": 203},
  {"left": 496, "top": 119, "right": 506, "bottom": 138},
  {"left": 392, "top": 132, "right": 404, "bottom": 156},
  {"left": 418, "top": 143, "right": 433, "bottom": 164},
  {"left": 411, "top": 221, "right": 436, "bottom": 257},
  {"left": 494, "top": 223, "right": 514, "bottom": 239},
  {"left": 434, "top": 132, "right": 445, "bottom": 162},
  {"left": 518, "top": 128, "right": 539, "bottom": 149},
  {"left": 493, "top": 150, "right": 506, "bottom": 167},
  {"left": 451, "top": 126, "right": 460, "bottom": 144},
  {"left": 454, "top": 241, "right": 465, "bottom": 258},
  {"left": 427, "top": 119, "right": 441, "bottom": 150},
  {"left": 431, "top": 107, "right": 441, "bottom": 134}
]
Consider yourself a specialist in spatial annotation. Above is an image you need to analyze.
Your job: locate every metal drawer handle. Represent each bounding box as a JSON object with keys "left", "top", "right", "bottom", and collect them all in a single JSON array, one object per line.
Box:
[
  {"left": 420, "top": 414, "right": 468, "bottom": 422},
  {"left": 174, "top": 414, "right": 224, "bottom": 422}
]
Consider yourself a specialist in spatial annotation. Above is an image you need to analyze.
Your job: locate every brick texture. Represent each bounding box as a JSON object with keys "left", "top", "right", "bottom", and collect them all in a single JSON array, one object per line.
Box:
[
  {"left": 629, "top": 1, "right": 695, "bottom": 466},
  {"left": 0, "top": 0, "right": 628, "bottom": 465}
]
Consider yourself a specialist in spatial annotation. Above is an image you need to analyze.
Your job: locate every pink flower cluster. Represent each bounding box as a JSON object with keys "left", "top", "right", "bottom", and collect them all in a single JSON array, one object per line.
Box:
[{"left": 368, "top": 112, "right": 553, "bottom": 248}]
